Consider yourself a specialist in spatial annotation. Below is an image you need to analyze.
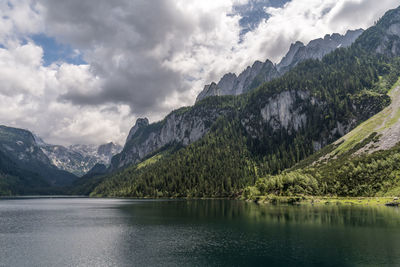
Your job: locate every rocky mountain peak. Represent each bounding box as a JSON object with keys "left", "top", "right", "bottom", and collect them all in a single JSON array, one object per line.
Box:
[
  {"left": 126, "top": 118, "right": 150, "bottom": 142},
  {"left": 277, "top": 29, "right": 364, "bottom": 73},
  {"left": 357, "top": 6, "right": 400, "bottom": 57},
  {"left": 277, "top": 41, "right": 305, "bottom": 71},
  {"left": 196, "top": 58, "right": 279, "bottom": 102}
]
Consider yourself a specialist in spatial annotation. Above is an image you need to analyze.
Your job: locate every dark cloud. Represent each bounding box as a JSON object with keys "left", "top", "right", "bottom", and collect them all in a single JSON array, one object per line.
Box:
[
  {"left": 42, "top": 0, "right": 299, "bottom": 117},
  {"left": 58, "top": 52, "right": 184, "bottom": 115},
  {"left": 41, "top": 0, "right": 197, "bottom": 115}
]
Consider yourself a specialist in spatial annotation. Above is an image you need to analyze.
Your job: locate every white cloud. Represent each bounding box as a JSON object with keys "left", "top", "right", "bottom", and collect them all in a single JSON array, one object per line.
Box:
[
  {"left": 0, "top": 0, "right": 43, "bottom": 43},
  {"left": 0, "top": 42, "right": 44, "bottom": 96},
  {"left": 0, "top": 41, "right": 133, "bottom": 146}
]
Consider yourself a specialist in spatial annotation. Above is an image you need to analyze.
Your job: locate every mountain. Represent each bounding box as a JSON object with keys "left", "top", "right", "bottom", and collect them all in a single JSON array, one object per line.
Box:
[
  {"left": 241, "top": 7, "right": 400, "bottom": 199},
  {"left": 109, "top": 29, "right": 366, "bottom": 174},
  {"left": 80, "top": 6, "right": 400, "bottom": 198},
  {"left": 196, "top": 29, "right": 364, "bottom": 102},
  {"left": 38, "top": 141, "right": 122, "bottom": 176},
  {"left": 110, "top": 99, "right": 235, "bottom": 170},
  {"left": 355, "top": 7, "right": 400, "bottom": 56},
  {"left": 0, "top": 125, "right": 77, "bottom": 195}
]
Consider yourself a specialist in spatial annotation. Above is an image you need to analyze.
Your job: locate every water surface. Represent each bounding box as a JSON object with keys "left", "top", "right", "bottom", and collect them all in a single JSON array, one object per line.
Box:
[{"left": 1, "top": 198, "right": 400, "bottom": 266}]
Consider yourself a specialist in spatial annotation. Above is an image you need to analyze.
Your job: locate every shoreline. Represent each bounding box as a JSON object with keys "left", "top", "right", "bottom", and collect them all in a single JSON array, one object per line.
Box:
[
  {"left": 2, "top": 195, "right": 400, "bottom": 207},
  {"left": 246, "top": 195, "right": 400, "bottom": 207}
]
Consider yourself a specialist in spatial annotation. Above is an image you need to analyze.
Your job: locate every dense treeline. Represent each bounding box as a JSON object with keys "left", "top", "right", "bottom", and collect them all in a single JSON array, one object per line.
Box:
[
  {"left": 115, "top": 94, "right": 243, "bottom": 168},
  {"left": 92, "top": 114, "right": 258, "bottom": 197},
  {"left": 245, "top": 142, "right": 400, "bottom": 198}
]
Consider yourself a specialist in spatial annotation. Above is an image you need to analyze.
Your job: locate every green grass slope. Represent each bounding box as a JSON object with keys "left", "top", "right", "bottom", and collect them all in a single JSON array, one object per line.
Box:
[{"left": 245, "top": 78, "right": 400, "bottom": 199}]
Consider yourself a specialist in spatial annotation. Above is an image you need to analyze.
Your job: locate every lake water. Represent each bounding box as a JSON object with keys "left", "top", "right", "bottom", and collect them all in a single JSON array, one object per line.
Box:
[{"left": 1, "top": 198, "right": 400, "bottom": 267}]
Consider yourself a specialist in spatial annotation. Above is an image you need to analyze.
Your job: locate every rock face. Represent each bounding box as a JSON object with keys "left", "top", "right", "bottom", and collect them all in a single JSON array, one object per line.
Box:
[
  {"left": 196, "top": 29, "right": 364, "bottom": 102},
  {"left": 111, "top": 103, "right": 234, "bottom": 170},
  {"left": 126, "top": 118, "right": 149, "bottom": 142},
  {"left": 277, "top": 29, "right": 364, "bottom": 73},
  {"left": 241, "top": 91, "right": 316, "bottom": 140},
  {"left": 260, "top": 91, "right": 309, "bottom": 131},
  {"left": 370, "top": 8, "right": 400, "bottom": 56},
  {"left": 196, "top": 60, "right": 279, "bottom": 102},
  {"left": 195, "top": 83, "right": 220, "bottom": 104},
  {"left": 0, "top": 125, "right": 77, "bottom": 186},
  {"left": 39, "top": 142, "right": 122, "bottom": 177}
]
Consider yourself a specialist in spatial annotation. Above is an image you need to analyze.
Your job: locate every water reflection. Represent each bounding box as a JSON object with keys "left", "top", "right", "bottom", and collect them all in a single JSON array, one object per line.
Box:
[
  {"left": 1, "top": 198, "right": 400, "bottom": 267},
  {"left": 119, "top": 199, "right": 400, "bottom": 227},
  {"left": 116, "top": 200, "right": 400, "bottom": 266}
]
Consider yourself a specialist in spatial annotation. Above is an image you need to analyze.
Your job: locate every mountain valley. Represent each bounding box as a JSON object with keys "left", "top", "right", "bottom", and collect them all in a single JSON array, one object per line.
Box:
[{"left": 2, "top": 5, "right": 400, "bottom": 199}]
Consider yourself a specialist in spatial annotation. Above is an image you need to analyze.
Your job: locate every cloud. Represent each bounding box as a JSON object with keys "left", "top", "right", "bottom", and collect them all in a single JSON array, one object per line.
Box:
[
  {"left": 0, "top": 0, "right": 43, "bottom": 43},
  {"left": 38, "top": 0, "right": 244, "bottom": 117},
  {"left": 0, "top": 0, "right": 399, "bottom": 146},
  {"left": 0, "top": 41, "right": 132, "bottom": 146},
  {"left": 0, "top": 42, "right": 44, "bottom": 96}
]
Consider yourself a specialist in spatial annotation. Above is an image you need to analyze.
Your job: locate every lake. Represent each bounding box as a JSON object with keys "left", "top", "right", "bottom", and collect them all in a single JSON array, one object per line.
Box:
[{"left": 0, "top": 198, "right": 400, "bottom": 266}]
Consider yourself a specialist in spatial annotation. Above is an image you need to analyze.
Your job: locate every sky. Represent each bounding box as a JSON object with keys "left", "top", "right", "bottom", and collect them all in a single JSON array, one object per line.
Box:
[{"left": 0, "top": 0, "right": 398, "bottom": 146}]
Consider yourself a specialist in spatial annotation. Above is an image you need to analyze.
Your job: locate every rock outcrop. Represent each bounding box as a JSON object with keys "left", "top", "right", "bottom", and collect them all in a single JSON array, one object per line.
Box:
[
  {"left": 196, "top": 60, "right": 279, "bottom": 102},
  {"left": 277, "top": 29, "right": 364, "bottom": 73},
  {"left": 111, "top": 102, "right": 235, "bottom": 170},
  {"left": 362, "top": 7, "right": 400, "bottom": 56},
  {"left": 241, "top": 91, "right": 315, "bottom": 139},
  {"left": 259, "top": 91, "right": 309, "bottom": 131}
]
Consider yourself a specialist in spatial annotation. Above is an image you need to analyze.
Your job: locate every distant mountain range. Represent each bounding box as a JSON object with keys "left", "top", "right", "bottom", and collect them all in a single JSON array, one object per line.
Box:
[{"left": 35, "top": 135, "right": 122, "bottom": 176}]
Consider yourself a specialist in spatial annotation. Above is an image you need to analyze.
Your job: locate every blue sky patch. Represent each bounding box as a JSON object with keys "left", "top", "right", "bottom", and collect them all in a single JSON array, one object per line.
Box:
[
  {"left": 31, "top": 34, "right": 86, "bottom": 66},
  {"left": 233, "top": 0, "right": 291, "bottom": 37}
]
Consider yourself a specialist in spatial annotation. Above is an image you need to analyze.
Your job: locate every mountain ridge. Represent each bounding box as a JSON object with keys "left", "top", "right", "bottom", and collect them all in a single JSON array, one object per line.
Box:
[
  {"left": 196, "top": 29, "right": 364, "bottom": 102},
  {"left": 110, "top": 29, "right": 365, "bottom": 172},
  {"left": 38, "top": 140, "right": 122, "bottom": 176}
]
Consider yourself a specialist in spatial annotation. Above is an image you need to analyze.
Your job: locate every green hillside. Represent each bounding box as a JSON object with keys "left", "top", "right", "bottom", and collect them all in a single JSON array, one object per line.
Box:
[{"left": 245, "top": 77, "right": 400, "bottom": 199}]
